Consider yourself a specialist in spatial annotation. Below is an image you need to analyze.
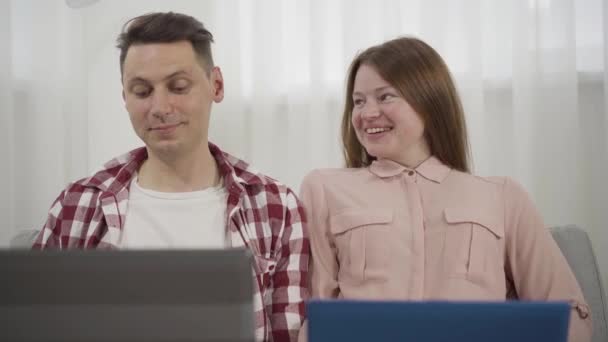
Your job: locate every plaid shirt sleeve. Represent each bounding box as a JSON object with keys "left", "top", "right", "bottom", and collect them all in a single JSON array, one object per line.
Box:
[
  {"left": 32, "top": 189, "right": 67, "bottom": 249},
  {"left": 269, "top": 188, "right": 310, "bottom": 341},
  {"left": 32, "top": 181, "right": 109, "bottom": 250}
]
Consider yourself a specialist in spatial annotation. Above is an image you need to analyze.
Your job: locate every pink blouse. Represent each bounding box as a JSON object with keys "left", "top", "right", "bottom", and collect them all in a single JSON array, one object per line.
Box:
[{"left": 299, "top": 156, "right": 591, "bottom": 342}]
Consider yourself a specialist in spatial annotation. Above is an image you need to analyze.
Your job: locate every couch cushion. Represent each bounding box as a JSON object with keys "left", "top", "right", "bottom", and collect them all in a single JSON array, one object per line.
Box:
[{"left": 550, "top": 225, "right": 607, "bottom": 342}]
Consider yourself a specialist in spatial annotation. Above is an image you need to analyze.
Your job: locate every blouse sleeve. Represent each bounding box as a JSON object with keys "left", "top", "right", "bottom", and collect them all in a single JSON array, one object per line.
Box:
[{"left": 503, "top": 177, "right": 592, "bottom": 342}]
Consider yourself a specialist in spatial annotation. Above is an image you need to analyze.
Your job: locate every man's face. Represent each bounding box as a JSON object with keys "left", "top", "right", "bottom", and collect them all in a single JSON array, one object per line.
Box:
[{"left": 122, "top": 40, "right": 223, "bottom": 157}]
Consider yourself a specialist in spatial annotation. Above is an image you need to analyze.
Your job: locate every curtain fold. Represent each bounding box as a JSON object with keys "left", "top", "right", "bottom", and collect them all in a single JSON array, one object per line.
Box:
[{"left": 1, "top": 0, "right": 14, "bottom": 245}]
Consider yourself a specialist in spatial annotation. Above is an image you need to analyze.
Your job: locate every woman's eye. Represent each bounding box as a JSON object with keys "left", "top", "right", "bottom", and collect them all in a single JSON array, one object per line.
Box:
[{"left": 379, "top": 93, "right": 394, "bottom": 102}]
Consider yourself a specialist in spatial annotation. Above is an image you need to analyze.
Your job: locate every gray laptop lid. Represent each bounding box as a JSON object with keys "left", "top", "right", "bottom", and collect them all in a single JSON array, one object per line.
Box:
[{"left": 0, "top": 249, "right": 255, "bottom": 342}]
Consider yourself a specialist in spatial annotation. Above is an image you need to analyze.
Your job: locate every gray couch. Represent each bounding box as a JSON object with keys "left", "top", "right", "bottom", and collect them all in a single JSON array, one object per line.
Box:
[
  {"left": 9, "top": 229, "right": 39, "bottom": 248},
  {"left": 550, "top": 225, "right": 607, "bottom": 342},
  {"left": 9, "top": 225, "right": 608, "bottom": 341}
]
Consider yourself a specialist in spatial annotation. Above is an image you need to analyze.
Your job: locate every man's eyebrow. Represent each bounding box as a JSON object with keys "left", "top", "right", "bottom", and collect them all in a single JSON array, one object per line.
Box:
[
  {"left": 163, "top": 70, "right": 190, "bottom": 81},
  {"left": 126, "top": 77, "right": 148, "bottom": 86},
  {"left": 126, "top": 71, "right": 191, "bottom": 86}
]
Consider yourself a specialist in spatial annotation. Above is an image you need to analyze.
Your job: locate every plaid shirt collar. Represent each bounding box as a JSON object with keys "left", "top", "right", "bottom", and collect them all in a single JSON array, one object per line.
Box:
[{"left": 81, "top": 142, "right": 266, "bottom": 197}]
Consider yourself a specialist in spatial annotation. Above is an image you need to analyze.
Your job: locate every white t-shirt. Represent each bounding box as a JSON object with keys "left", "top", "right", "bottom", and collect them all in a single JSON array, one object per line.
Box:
[{"left": 121, "top": 176, "right": 228, "bottom": 249}]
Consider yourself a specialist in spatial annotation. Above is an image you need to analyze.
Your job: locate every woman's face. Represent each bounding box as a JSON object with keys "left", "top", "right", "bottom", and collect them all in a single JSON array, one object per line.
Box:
[{"left": 351, "top": 64, "right": 430, "bottom": 167}]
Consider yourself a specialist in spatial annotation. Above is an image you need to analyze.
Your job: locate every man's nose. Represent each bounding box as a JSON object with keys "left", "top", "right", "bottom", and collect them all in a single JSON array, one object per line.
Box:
[{"left": 150, "top": 90, "right": 172, "bottom": 120}]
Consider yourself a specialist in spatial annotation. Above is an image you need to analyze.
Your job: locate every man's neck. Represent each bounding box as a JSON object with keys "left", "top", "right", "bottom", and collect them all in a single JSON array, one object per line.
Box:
[{"left": 137, "top": 142, "right": 220, "bottom": 192}]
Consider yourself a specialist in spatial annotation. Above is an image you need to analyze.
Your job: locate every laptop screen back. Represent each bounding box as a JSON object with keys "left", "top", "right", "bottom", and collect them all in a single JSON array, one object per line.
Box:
[
  {"left": 0, "top": 249, "right": 255, "bottom": 342},
  {"left": 308, "top": 300, "right": 570, "bottom": 342}
]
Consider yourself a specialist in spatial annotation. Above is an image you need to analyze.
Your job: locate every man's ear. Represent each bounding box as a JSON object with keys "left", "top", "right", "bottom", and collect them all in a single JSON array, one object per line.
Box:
[{"left": 211, "top": 66, "right": 224, "bottom": 102}]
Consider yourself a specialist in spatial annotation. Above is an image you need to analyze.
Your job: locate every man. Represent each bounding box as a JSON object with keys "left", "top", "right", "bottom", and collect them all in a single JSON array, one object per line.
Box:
[{"left": 33, "top": 12, "right": 309, "bottom": 341}]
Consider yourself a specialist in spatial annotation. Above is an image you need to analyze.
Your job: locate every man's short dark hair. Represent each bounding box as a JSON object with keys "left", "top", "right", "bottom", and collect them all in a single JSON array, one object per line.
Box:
[{"left": 116, "top": 12, "right": 214, "bottom": 75}]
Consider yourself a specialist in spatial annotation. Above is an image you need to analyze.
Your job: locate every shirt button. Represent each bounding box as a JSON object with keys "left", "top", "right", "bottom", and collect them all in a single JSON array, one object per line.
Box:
[{"left": 408, "top": 171, "right": 415, "bottom": 176}]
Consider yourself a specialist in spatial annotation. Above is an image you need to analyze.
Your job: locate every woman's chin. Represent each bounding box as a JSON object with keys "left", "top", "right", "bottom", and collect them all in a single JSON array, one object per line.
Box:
[{"left": 364, "top": 147, "right": 389, "bottom": 160}]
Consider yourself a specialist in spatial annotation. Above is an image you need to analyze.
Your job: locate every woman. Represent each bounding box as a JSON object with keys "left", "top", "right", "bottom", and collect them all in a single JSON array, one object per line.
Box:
[{"left": 299, "top": 37, "right": 591, "bottom": 341}]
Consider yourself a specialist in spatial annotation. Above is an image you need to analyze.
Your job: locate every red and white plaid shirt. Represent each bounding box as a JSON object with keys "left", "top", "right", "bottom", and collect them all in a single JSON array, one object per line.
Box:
[{"left": 33, "top": 142, "right": 310, "bottom": 341}]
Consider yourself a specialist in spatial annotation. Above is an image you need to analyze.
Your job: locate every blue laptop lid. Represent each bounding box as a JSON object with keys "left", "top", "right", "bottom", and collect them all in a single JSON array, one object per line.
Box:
[{"left": 307, "top": 300, "right": 570, "bottom": 342}]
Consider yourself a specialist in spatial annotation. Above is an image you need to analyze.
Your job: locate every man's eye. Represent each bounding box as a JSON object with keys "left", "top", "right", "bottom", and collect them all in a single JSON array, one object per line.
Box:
[
  {"left": 171, "top": 86, "right": 189, "bottom": 94},
  {"left": 170, "top": 79, "right": 191, "bottom": 94},
  {"left": 132, "top": 87, "right": 151, "bottom": 98}
]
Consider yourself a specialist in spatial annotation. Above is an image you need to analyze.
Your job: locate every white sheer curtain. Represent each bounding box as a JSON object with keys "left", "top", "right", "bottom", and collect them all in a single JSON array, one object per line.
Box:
[
  {"left": 2, "top": 0, "right": 91, "bottom": 244},
  {"left": 2, "top": 0, "right": 607, "bottom": 286}
]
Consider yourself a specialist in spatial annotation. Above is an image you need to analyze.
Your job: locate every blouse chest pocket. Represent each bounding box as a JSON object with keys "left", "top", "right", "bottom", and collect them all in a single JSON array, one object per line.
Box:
[
  {"left": 443, "top": 207, "right": 505, "bottom": 286},
  {"left": 330, "top": 209, "right": 393, "bottom": 281}
]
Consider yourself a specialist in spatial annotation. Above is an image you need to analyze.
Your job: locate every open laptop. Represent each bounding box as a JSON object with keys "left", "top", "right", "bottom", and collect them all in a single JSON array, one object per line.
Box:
[
  {"left": 307, "top": 300, "right": 570, "bottom": 342},
  {"left": 0, "top": 249, "right": 255, "bottom": 342}
]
